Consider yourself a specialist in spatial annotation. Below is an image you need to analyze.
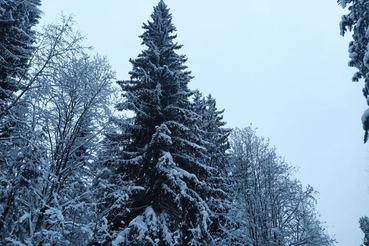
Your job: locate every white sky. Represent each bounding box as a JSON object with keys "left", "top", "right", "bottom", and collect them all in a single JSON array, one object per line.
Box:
[{"left": 40, "top": 1, "right": 369, "bottom": 245}]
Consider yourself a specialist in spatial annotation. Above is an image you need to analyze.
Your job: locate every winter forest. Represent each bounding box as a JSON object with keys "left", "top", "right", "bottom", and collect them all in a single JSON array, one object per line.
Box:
[{"left": 0, "top": 0, "right": 368, "bottom": 245}]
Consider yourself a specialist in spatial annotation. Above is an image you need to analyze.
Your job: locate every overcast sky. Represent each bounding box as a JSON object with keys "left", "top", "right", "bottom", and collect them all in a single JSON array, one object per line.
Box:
[{"left": 40, "top": 1, "right": 369, "bottom": 245}]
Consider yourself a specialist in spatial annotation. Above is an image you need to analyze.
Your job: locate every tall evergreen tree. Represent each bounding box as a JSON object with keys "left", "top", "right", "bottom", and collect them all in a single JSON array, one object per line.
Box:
[
  {"left": 0, "top": 0, "right": 41, "bottom": 240},
  {"left": 104, "top": 1, "right": 227, "bottom": 245}
]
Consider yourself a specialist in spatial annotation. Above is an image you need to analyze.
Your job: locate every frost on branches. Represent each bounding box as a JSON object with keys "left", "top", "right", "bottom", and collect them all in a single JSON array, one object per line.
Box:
[
  {"left": 226, "top": 127, "right": 336, "bottom": 246},
  {"left": 0, "top": 15, "right": 117, "bottom": 245}
]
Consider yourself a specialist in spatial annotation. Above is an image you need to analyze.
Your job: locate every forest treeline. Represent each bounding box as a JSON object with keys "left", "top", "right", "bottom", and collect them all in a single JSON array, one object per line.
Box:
[{"left": 0, "top": 0, "right": 336, "bottom": 245}]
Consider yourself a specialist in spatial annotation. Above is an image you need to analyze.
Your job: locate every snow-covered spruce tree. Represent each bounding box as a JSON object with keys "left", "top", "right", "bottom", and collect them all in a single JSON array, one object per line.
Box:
[
  {"left": 0, "top": 0, "right": 41, "bottom": 115},
  {"left": 191, "top": 90, "right": 231, "bottom": 243},
  {"left": 0, "top": 0, "right": 41, "bottom": 241},
  {"left": 338, "top": 0, "right": 369, "bottom": 142},
  {"left": 338, "top": 3, "right": 369, "bottom": 243},
  {"left": 192, "top": 92, "right": 230, "bottom": 171},
  {"left": 103, "top": 1, "right": 228, "bottom": 245}
]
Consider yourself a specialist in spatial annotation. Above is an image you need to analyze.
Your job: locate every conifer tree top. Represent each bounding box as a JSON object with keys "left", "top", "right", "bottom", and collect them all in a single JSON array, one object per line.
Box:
[
  {"left": 140, "top": 0, "right": 177, "bottom": 48},
  {"left": 126, "top": 0, "right": 191, "bottom": 102}
]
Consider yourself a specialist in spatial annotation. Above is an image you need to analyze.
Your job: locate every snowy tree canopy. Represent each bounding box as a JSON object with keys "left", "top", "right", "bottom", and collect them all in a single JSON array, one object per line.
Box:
[
  {"left": 0, "top": 1, "right": 337, "bottom": 245},
  {"left": 226, "top": 127, "right": 336, "bottom": 246},
  {"left": 0, "top": 15, "right": 117, "bottom": 245}
]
